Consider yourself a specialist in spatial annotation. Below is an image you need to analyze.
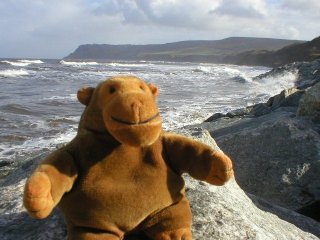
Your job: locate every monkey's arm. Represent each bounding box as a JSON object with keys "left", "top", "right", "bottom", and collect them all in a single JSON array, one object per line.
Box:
[
  {"left": 162, "top": 133, "right": 233, "bottom": 185},
  {"left": 23, "top": 148, "right": 78, "bottom": 218}
]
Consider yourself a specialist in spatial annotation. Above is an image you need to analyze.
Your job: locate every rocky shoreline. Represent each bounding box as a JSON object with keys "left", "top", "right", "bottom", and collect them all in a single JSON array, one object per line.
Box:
[
  {"left": 0, "top": 60, "right": 320, "bottom": 239},
  {"left": 1, "top": 130, "right": 319, "bottom": 240},
  {"left": 189, "top": 59, "right": 320, "bottom": 218}
]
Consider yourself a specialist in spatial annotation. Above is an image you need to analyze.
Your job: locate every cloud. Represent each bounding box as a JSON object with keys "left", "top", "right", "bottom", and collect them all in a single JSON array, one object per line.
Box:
[
  {"left": 0, "top": 0, "right": 125, "bottom": 57},
  {"left": 0, "top": 0, "right": 319, "bottom": 58},
  {"left": 281, "top": 0, "right": 320, "bottom": 14},
  {"left": 88, "top": 0, "right": 221, "bottom": 29},
  {"left": 210, "top": 0, "right": 267, "bottom": 19},
  {"left": 89, "top": 0, "right": 121, "bottom": 16},
  {"left": 133, "top": 0, "right": 221, "bottom": 28}
]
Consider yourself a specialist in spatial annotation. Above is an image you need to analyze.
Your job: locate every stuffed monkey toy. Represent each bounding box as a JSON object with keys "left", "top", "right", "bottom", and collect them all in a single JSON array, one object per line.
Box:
[{"left": 24, "top": 76, "right": 233, "bottom": 240}]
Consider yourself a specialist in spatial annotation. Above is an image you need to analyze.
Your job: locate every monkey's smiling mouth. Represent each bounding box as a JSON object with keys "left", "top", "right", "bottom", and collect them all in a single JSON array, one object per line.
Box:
[{"left": 111, "top": 113, "right": 160, "bottom": 125}]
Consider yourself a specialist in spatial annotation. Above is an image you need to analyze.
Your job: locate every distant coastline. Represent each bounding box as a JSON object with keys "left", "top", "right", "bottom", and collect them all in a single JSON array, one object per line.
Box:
[{"left": 64, "top": 36, "right": 319, "bottom": 67}]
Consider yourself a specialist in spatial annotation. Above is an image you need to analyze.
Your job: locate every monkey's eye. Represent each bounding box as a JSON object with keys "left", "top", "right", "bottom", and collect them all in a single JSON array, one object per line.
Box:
[{"left": 109, "top": 87, "right": 116, "bottom": 94}]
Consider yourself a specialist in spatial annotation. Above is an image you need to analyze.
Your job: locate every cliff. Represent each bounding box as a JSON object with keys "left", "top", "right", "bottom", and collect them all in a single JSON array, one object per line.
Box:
[
  {"left": 64, "top": 37, "right": 303, "bottom": 65},
  {"left": 224, "top": 36, "right": 320, "bottom": 67}
]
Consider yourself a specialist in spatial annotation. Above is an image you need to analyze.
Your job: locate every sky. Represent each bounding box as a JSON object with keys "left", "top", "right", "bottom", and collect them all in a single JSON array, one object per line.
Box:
[{"left": 0, "top": 0, "right": 319, "bottom": 59}]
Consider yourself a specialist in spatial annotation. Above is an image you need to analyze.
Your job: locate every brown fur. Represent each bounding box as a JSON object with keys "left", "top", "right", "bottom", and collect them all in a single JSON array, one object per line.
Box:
[{"left": 24, "top": 76, "right": 233, "bottom": 240}]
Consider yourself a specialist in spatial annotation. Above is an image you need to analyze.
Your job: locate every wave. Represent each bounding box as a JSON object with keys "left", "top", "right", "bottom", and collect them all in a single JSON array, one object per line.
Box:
[
  {"left": 0, "top": 103, "right": 36, "bottom": 115},
  {"left": 44, "top": 94, "right": 77, "bottom": 101},
  {"left": 193, "top": 65, "right": 253, "bottom": 83},
  {"left": 47, "top": 116, "right": 80, "bottom": 127},
  {"left": 18, "top": 59, "right": 44, "bottom": 64},
  {"left": 107, "top": 62, "right": 154, "bottom": 68},
  {"left": 193, "top": 65, "right": 242, "bottom": 75},
  {"left": 1, "top": 59, "right": 44, "bottom": 67},
  {"left": 0, "top": 69, "right": 29, "bottom": 78},
  {"left": 1, "top": 61, "right": 30, "bottom": 67},
  {"left": 60, "top": 60, "right": 98, "bottom": 67},
  {"left": 230, "top": 75, "right": 253, "bottom": 83},
  {"left": 250, "top": 70, "right": 298, "bottom": 102},
  {"left": 0, "top": 128, "right": 77, "bottom": 162},
  {"left": 192, "top": 66, "right": 212, "bottom": 73}
]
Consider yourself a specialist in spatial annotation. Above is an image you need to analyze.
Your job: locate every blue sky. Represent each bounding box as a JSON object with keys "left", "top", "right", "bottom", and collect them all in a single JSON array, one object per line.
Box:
[{"left": 0, "top": 0, "right": 319, "bottom": 59}]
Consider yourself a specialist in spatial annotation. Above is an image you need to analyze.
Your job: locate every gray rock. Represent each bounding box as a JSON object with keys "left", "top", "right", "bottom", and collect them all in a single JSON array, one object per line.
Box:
[
  {"left": 179, "top": 128, "right": 320, "bottom": 239},
  {"left": 295, "top": 60, "right": 320, "bottom": 89},
  {"left": 226, "top": 108, "right": 251, "bottom": 118},
  {"left": 297, "top": 201, "right": 320, "bottom": 222},
  {"left": 298, "top": 81, "right": 320, "bottom": 122},
  {"left": 204, "top": 113, "right": 225, "bottom": 122},
  {"left": 199, "top": 110, "right": 320, "bottom": 212},
  {"left": 187, "top": 178, "right": 320, "bottom": 240},
  {"left": 205, "top": 86, "right": 304, "bottom": 123},
  {"left": 1, "top": 131, "right": 319, "bottom": 239},
  {"left": 249, "top": 103, "right": 271, "bottom": 116},
  {"left": 270, "top": 87, "right": 305, "bottom": 110}
]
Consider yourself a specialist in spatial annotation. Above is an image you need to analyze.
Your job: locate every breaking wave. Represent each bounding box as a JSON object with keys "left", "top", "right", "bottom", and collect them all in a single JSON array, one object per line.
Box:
[
  {"left": 107, "top": 62, "right": 154, "bottom": 68},
  {"left": 60, "top": 60, "right": 99, "bottom": 67},
  {"left": 0, "top": 69, "right": 30, "bottom": 78},
  {"left": 249, "top": 70, "right": 299, "bottom": 102},
  {"left": 0, "top": 128, "right": 77, "bottom": 161},
  {"left": 18, "top": 59, "right": 44, "bottom": 64},
  {"left": 193, "top": 65, "right": 254, "bottom": 83},
  {"left": 44, "top": 94, "right": 77, "bottom": 101},
  {"left": 1, "top": 59, "right": 44, "bottom": 67}
]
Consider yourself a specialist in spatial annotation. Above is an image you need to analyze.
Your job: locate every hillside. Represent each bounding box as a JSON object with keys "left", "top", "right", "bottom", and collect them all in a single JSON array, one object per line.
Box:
[
  {"left": 225, "top": 36, "right": 320, "bottom": 67},
  {"left": 65, "top": 37, "right": 303, "bottom": 64}
]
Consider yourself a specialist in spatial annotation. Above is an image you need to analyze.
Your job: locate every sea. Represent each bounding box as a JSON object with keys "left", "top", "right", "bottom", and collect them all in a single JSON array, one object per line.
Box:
[{"left": 0, "top": 59, "right": 298, "bottom": 168}]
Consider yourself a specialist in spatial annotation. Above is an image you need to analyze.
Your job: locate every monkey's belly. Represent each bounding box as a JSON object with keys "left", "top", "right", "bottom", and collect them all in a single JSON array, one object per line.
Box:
[{"left": 59, "top": 170, "right": 185, "bottom": 232}]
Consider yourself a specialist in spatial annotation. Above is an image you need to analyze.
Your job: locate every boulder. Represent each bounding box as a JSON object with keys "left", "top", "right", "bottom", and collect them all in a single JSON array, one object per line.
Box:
[
  {"left": 295, "top": 60, "right": 320, "bottom": 89},
  {"left": 1, "top": 130, "right": 319, "bottom": 239},
  {"left": 199, "top": 110, "right": 320, "bottom": 212},
  {"left": 204, "top": 113, "right": 225, "bottom": 122},
  {"left": 226, "top": 108, "right": 251, "bottom": 118},
  {"left": 204, "top": 86, "right": 304, "bottom": 123},
  {"left": 180, "top": 128, "right": 320, "bottom": 239},
  {"left": 269, "top": 87, "right": 305, "bottom": 110},
  {"left": 298, "top": 201, "right": 320, "bottom": 222},
  {"left": 298, "top": 81, "right": 320, "bottom": 122},
  {"left": 249, "top": 103, "right": 271, "bottom": 116}
]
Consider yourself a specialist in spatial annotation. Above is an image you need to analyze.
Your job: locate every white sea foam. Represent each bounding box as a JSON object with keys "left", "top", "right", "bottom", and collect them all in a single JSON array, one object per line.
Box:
[
  {"left": 249, "top": 70, "right": 299, "bottom": 102},
  {"left": 217, "top": 66, "right": 253, "bottom": 80},
  {"left": 18, "top": 59, "right": 44, "bottom": 64},
  {"left": 193, "top": 64, "right": 255, "bottom": 83},
  {"left": 192, "top": 65, "right": 212, "bottom": 73},
  {"left": 107, "top": 62, "right": 154, "bottom": 68},
  {"left": 160, "top": 105, "right": 210, "bottom": 130},
  {"left": 45, "top": 94, "right": 77, "bottom": 101},
  {"left": 0, "top": 128, "right": 77, "bottom": 161},
  {"left": 1, "top": 59, "right": 43, "bottom": 67},
  {"left": 60, "top": 60, "right": 99, "bottom": 67},
  {"left": 0, "top": 69, "right": 29, "bottom": 78},
  {"left": 51, "top": 116, "right": 80, "bottom": 123},
  {"left": 1, "top": 60, "right": 30, "bottom": 67}
]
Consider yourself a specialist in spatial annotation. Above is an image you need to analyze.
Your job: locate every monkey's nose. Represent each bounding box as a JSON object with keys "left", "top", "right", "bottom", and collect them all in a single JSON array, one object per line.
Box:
[{"left": 131, "top": 101, "right": 142, "bottom": 123}]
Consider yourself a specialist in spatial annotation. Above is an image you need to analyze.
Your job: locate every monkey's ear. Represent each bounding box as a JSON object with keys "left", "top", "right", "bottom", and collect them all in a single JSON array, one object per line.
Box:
[
  {"left": 77, "top": 87, "right": 95, "bottom": 106},
  {"left": 148, "top": 83, "right": 158, "bottom": 97}
]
